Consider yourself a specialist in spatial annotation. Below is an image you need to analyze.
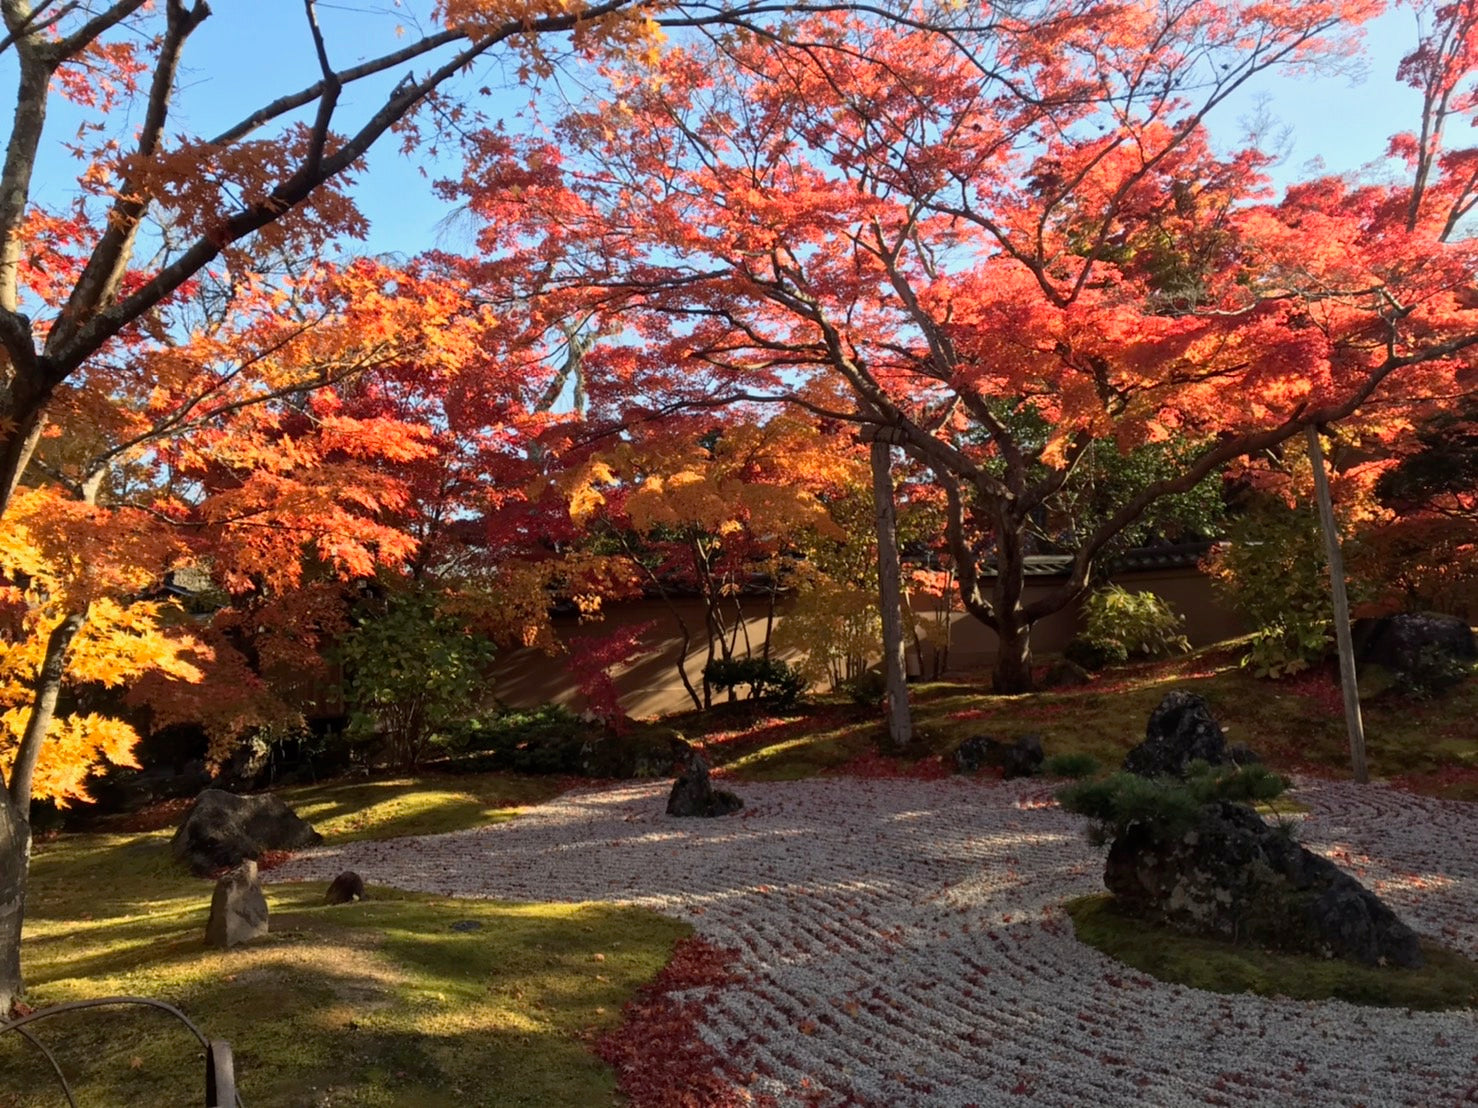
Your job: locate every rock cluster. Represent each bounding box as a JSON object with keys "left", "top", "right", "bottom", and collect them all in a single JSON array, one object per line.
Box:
[
  {"left": 1352, "top": 611, "right": 1476, "bottom": 674},
  {"left": 1105, "top": 799, "right": 1423, "bottom": 966},
  {"left": 1122, "top": 690, "right": 1237, "bottom": 777},
  {"left": 1106, "top": 691, "right": 1422, "bottom": 967},
  {"left": 953, "top": 734, "right": 1044, "bottom": 779}
]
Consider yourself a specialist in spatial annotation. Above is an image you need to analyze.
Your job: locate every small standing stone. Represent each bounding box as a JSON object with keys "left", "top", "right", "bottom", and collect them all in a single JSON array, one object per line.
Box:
[
  {"left": 667, "top": 746, "right": 743, "bottom": 818},
  {"left": 205, "top": 859, "right": 268, "bottom": 949},
  {"left": 324, "top": 871, "right": 365, "bottom": 905}
]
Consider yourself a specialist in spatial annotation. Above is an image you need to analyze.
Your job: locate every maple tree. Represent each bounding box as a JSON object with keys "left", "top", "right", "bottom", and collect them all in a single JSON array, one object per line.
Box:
[
  {"left": 0, "top": 0, "right": 949, "bottom": 525},
  {"left": 557, "top": 414, "right": 860, "bottom": 709},
  {"left": 454, "top": 0, "right": 1478, "bottom": 694},
  {"left": 0, "top": 250, "right": 506, "bottom": 1012},
  {"left": 1348, "top": 399, "right": 1478, "bottom": 616},
  {"left": 1, "top": 0, "right": 1475, "bottom": 1035}
]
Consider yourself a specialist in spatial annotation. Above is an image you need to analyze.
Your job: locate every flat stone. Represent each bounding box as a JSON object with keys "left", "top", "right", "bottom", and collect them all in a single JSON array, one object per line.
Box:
[{"left": 954, "top": 734, "right": 1044, "bottom": 779}]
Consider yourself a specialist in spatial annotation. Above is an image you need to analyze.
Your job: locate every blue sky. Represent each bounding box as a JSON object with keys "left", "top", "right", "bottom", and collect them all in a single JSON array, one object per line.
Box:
[{"left": 12, "top": 2, "right": 1429, "bottom": 262}]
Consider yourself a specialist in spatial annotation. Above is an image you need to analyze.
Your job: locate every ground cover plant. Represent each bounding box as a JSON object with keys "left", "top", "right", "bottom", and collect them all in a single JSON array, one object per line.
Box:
[
  {"left": 626, "top": 644, "right": 1478, "bottom": 797},
  {"left": 272, "top": 774, "right": 570, "bottom": 844},
  {"left": 0, "top": 783, "right": 687, "bottom": 1107}
]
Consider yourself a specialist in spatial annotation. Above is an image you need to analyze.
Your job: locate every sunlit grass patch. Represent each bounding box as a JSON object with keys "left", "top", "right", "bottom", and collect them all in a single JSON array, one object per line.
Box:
[
  {"left": 275, "top": 773, "right": 569, "bottom": 843},
  {"left": 4, "top": 829, "right": 688, "bottom": 1107}
]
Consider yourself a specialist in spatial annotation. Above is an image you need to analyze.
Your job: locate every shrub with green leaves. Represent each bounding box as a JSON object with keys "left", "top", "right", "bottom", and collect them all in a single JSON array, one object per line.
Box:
[
  {"left": 444, "top": 706, "right": 682, "bottom": 778},
  {"left": 703, "top": 657, "right": 807, "bottom": 709},
  {"left": 1242, "top": 615, "right": 1334, "bottom": 680},
  {"left": 1058, "top": 761, "right": 1290, "bottom": 845},
  {"left": 1042, "top": 752, "right": 1099, "bottom": 779},
  {"left": 444, "top": 704, "right": 593, "bottom": 774},
  {"left": 338, "top": 591, "right": 495, "bottom": 770},
  {"left": 1063, "top": 636, "right": 1127, "bottom": 671},
  {"left": 1071, "top": 585, "right": 1190, "bottom": 670},
  {"left": 1206, "top": 499, "right": 1334, "bottom": 678},
  {"left": 841, "top": 668, "right": 887, "bottom": 706}
]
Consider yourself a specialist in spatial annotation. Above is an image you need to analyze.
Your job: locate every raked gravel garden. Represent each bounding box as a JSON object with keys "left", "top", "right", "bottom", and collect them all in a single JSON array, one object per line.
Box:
[{"left": 271, "top": 775, "right": 1478, "bottom": 1107}]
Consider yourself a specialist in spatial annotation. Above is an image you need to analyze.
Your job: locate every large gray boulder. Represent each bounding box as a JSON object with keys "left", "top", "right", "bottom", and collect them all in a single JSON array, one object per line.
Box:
[
  {"left": 1104, "top": 800, "right": 1423, "bottom": 967},
  {"left": 204, "top": 859, "right": 269, "bottom": 949},
  {"left": 172, "top": 788, "right": 322, "bottom": 875},
  {"left": 1352, "top": 612, "right": 1476, "bottom": 675}
]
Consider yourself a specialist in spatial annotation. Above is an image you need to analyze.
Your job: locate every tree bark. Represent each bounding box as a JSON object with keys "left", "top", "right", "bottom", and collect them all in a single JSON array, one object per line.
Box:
[
  {"left": 7, "top": 611, "right": 86, "bottom": 821},
  {"left": 871, "top": 441, "right": 912, "bottom": 746},
  {"left": 670, "top": 614, "right": 703, "bottom": 712}
]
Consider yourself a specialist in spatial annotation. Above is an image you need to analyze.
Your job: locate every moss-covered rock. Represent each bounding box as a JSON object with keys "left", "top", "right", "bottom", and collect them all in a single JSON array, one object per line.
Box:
[
  {"left": 1103, "top": 799, "right": 1423, "bottom": 967},
  {"left": 1068, "top": 894, "right": 1478, "bottom": 1009}
]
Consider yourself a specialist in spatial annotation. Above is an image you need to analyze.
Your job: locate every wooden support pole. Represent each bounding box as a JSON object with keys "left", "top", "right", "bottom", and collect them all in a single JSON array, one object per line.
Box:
[
  {"left": 1306, "top": 424, "right": 1369, "bottom": 784},
  {"left": 870, "top": 440, "right": 913, "bottom": 747}
]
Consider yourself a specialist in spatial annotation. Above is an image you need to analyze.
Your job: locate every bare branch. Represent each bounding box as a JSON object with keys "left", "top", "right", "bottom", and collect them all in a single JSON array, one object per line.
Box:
[
  {"left": 47, "top": 0, "right": 210, "bottom": 352},
  {"left": 52, "top": 0, "right": 149, "bottom": 60}
]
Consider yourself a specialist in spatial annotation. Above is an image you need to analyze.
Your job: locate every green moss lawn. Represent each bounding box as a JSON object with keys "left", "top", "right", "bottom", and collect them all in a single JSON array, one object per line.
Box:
[{"left": 2, "top": 775, "right": 687, "bottom": 1107}]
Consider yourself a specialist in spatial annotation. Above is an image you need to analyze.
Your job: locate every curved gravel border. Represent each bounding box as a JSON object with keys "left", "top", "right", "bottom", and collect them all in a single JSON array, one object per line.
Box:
[{"left": 271, "top": 778, "right": 1478, "bottom": 1106}]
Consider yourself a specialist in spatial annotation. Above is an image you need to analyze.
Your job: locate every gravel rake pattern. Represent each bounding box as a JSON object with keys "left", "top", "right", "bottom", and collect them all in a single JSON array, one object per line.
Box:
[{"left": 272, "top": 778, "right": 1478, "bottom": 1106}]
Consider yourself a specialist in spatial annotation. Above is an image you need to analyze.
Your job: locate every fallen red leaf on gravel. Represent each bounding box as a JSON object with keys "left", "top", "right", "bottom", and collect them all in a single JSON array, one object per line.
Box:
[{"left": 595, "top": 936, "right": 774, "bottom": 1107}]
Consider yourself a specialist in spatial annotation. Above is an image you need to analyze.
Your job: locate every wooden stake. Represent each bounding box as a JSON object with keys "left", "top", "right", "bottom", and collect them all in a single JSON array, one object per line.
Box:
[
  {"left": 1305, "top": 424, "right": 1369, "bottom": 784},
  {"left": 870, "top": 440, "right": 913, "bottom": 747}
]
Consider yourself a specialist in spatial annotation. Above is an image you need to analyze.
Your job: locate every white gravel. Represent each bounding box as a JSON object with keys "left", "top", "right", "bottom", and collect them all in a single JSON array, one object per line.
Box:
[{"left": 270, "top": 777, "right": 1478, "bottom": 1106}]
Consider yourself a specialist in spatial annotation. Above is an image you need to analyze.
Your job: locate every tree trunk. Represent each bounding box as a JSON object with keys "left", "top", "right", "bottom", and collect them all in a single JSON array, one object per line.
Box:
[
  {"left": 762, "top": 572, "right": 778, "bottom": 662},
  {"left": 992, "top": 618, "right": 1035, "bottom": 694},
  {"left": 619, "top": 533, "right": 702, "bottom": 713},
  {"left": 987, "top": 510, "right": 1037, "bottom": 693},
  {"left": 871, "top": 442, "right": 912, "bottom": 746},
  {"left": 0, "top": 794, "right": 24, "bottom": 1016},
  {"left": 0, "top": 389, "right": 51, "bottom": 513},
  {"left": 671, "top": 618, "right": 703, "bottom": 712},
  {"left": 0, "top": 608, "right": 87, "bottom": 1015}
]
